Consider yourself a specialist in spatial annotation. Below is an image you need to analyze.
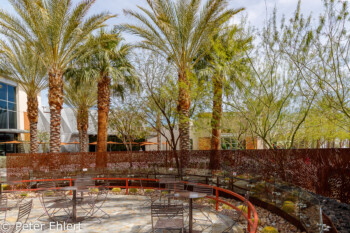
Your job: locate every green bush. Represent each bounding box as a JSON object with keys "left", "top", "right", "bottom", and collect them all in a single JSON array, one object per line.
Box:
[
  {"left": 90, "top": 188, "right": 99, "bottom": 193},
  {"left": 145, "top": 189, "right": 154, "bottom": 193},
  {"left": 2, "top": 184, "right": 10, "bottom": 190},
  {"left": 284, "top": 193, "right": 297, "bottom": 202},
  {"left": 222, "top": 204, "right": 233, "bottom": 210},
  {"left": 111, "top": 188, "right": 121, "bottom": 193},
  {"left": 128, "top": 188, "right": 138, "bottom": 194},
  {"left": 237, "top": 205, "right": 248, "bottom": 214},
  {"left": 281, "top": 201, "right": 295, "bottom": 214},
  {"left": 236, "top": 175, "right": 248, "bottom": 179},
  {"left": 251, "top": 218, "right": 261, "bottom": 225},
  {"left": 251, "top": 182, "right": 265, "bottom": 193},
  {"left": 161, "top": 191, "right": 169, "bottom": 195},
  {"left": 20, "top": 192, "right": 28, "bottom": 197},
  {"left": 44, "top": 190, "right": 54, "bottom": 197},
  {"left": 208, "top": 199, "right": 216, "bottom": 205},
  {"left": 261, "top": 226, "right": 279, "bottom": 233}
]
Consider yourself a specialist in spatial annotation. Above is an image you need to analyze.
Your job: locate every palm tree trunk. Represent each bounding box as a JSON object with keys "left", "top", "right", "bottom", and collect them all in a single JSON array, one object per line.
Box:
[
  {"left": 210, "top": 76, "right": 223, "bottom": 170},
  {"left": 77, "top": 109, "right": 89, "bottom": 152},
  {"left": 178, "top": 71, "right": 191, "bottom": 151},
  {"left": 211, "top": 76, "right": 223, "bottom": 150},
  {"left": 27, "top": 95, "right": 39, "bottom": 153},
  {"left": 48, "top": 71, "right": 64, "bottom": 153},
  {"left": 97, "top": 75, "right": 110, "bottom": 152},
  {"left": 78, "top": 129, "right": 89, "bottom": 152}
]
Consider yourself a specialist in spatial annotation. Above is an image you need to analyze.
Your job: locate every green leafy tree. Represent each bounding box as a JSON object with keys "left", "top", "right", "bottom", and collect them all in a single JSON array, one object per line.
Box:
[
  {"left": 280, "top": 0, "right": 350, "bottom": 133},
  {"left": 227, "top": 5, "right": 315, "bottom": 149},
  {"left": 109, "top": 102, "right": 148, "bottom": 152}
]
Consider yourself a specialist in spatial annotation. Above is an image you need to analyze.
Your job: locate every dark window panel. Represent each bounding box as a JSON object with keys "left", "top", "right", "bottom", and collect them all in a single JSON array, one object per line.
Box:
[
  {"left": 8, "top": 111, "right": 16, "bottom": 129},
  {"left": 7, "top": 85, "right": 16, "bottom": 103},
  {"left": 7, "top": 103, "right": 16, "bottom": 111},
  {"left": 0, "top": 101, "right": 6, "bottom": 109},
  {"left": 0, "top": 109, "right": 8, "bottom": 129},
  {"left": 0, "top": 83, "right": 6, "bottom": 101}
]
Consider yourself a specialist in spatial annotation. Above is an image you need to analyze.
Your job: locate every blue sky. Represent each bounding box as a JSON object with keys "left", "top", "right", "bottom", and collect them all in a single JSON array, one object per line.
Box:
[{"left": 1, "top": 0, "right": 325, "bottom": 106}]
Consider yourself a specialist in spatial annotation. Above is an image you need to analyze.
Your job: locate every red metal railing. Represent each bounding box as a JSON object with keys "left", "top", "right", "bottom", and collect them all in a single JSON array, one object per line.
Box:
[{"left": 3, "top": 177, "right": 259, "bottom": 232}]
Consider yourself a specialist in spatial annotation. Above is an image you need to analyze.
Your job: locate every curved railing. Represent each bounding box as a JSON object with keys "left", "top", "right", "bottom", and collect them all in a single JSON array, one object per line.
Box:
[{"left": 2, "top": 177, "right": 259, "bottom": 233}]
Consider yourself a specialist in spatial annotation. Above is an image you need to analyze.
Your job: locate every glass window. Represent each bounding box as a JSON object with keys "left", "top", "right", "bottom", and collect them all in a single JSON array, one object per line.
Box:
[
  {"left": 7, "top": 85, "right": 15, "bottom": 102},
  {"left": 0, "top": 109, "right": 8, "bottom": 128},
  {"left": 8, "top": 103, "right": 16, "bottom": 111},
  {"left": 0, "top": 101, "right": 6, "bottom": 109},
  {"left": 0, "top": 83, "right": 17, "bottom": 129},
  {"left": 0, "top": 83, "right": 6, "bottom": 101},
  {"left": 8, "top": 111, "right": 16, "bottom": 129}
]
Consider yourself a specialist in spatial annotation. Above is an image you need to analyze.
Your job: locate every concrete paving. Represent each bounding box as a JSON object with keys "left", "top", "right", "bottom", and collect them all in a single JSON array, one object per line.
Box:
[{"left": 3, "top": 194, "right": 243, "bottom": 233}]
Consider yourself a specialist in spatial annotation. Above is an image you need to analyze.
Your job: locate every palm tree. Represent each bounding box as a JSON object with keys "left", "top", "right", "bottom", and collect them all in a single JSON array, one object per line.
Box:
[
  {"left": 121, "top": 0, "right": 242, "bottom": 150},
  {"left": 85, "top": 30, "right": 136, "bottom": 153},
  {"left": 0, "top": 0, "right": 114, "bottom": 152},
  {"left": 64, "top": 70, "right": 97, "bottom": 152},
  {"left": 197, "top": 25, "right": 251, "bottom": 168},
  {"left": 0, "top": 40, "right": 47, "bottom": 153}
]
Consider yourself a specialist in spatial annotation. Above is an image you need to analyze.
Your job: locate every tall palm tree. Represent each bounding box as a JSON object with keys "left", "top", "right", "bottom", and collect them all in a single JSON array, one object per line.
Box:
[
  {"left": 197, "top": 25, "right": 251, "bottom": 168},
  {"left": 0, "top": 40, "right": 47, "bottom": 153},
  {"left": 86, "top": 30, "right": 136, "bottom": 153},
  {"left": 122, "top": 0, "right": 241, "bottom": 150},
  {"left": 0, "top": 0, "right": 114, "bottom": 152},
  {"left": 64, "top": 72, "right": 97, "bottom": 152}
]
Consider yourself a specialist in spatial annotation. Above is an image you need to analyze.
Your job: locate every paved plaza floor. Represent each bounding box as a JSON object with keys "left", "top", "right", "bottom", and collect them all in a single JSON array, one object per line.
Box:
[{"left": 3, "top": 195, "right": 243, "bottom": 233}]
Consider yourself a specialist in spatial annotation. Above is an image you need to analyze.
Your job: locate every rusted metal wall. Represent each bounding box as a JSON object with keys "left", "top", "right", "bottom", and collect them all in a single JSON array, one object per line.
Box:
[{"left": 6, "top": 149, "right": 350, "bottom": 203}]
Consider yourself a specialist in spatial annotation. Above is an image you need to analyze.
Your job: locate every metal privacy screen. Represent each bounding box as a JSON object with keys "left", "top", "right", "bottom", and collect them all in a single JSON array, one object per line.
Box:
[{"left": 6, "top": 149, "right": 350, "bottom": 204}]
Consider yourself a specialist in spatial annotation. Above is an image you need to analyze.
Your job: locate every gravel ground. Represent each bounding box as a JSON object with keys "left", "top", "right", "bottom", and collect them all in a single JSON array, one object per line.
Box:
[{"left": 314, "top": 194, "right": 350, "bottom": 233}]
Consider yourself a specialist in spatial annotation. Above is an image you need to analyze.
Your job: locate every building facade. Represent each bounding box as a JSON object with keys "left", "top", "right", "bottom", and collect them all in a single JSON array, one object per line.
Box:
[{"left": 0, "top": 77, "right": 41, "bottom": 155}]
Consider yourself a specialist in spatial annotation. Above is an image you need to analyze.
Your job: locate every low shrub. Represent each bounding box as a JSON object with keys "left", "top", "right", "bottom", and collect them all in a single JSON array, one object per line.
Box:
[
  {"left": 237, "top": 205, "right": 248, "bottom": 214},
  {"left": 284, "top": 193, "right": 297, "bottom": 202},
  {"left": 261, "top": 226, "right": 279, "bottom": 233},
  {"left": 44, "top": 191, "right": 54, "bottom": 197},
  {"left": 2, "top": 184, "right": 10, "bottom": 190},
  {"left": 222, "top": 204, "right": 233, "bottom": 210},
  {"left": 251, "top": 218, "right": 261, "bottom": 224},
  {"left": 20, "top": 192, "right": 28, "bottom": 197},
  {"left": 251, "top": 182, "right": 265, "bottom": 193},
  {"left": 236, "top": 175, "right": 248, "bottom": 179},
  {"left": 281, "top": 201, "right": 295, "bottom": 214},
  {"left": 90, "top": 188, "right": 99, "bottom": 193},
  {"left": 128, "top": 188, "right": 138, "bottom": 194},
  {"left": 145, "top": 189, "right": 154, "bottom": 193},
  {"left": 161, "top": 191, "right": 169, "bottom": 195},
  {"left": 111, "top": 188, "right": 121, "bottom": 193},
  {"left": 208, "top": 199, "right": 216, "bottom": 205}
]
